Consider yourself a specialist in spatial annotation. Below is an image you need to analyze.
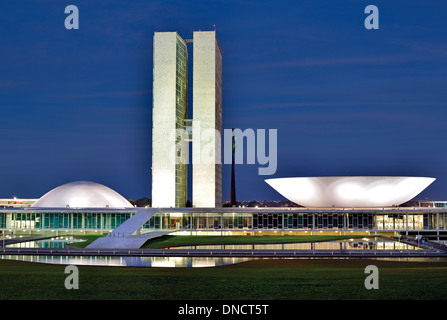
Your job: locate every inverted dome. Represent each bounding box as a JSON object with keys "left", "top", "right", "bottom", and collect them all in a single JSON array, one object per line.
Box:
[
  {"left": 32, "top": 181, "right": 133, "bottom": 209},
  {"left": 265, "top": 176, "right": 435, "bottom": 208}
]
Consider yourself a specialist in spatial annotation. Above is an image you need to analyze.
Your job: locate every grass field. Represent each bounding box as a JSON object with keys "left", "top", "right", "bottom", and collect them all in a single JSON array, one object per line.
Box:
[
  {"left": 69, "top": 235, "right": 103, "bottom": 248},
  {"left": 69, "top": 234, "right": 368, "bottom": 249},
  {"left": 140, "top": 234, "right": 368, "bottom": 248},
  {"left": 0, "top": 258, "right": 446, "bottom": 300}
]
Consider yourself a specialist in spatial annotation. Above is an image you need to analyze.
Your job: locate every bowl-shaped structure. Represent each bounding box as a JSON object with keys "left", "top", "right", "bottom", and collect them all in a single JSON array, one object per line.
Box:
[
  {"left": 265, "top": 176, "right": 435, "bottom": 208},
  {"left": 32, "top": 181, "right": 133, "bottom": 209}
]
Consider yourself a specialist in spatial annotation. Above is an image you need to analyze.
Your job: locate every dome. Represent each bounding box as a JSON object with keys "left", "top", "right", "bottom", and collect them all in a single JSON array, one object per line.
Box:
[
  {"left": 32, "top": 181, "right": 133, "bottom": 209},
  {"left": 265, "top": 176, "right": 435, "bottom": 208}
]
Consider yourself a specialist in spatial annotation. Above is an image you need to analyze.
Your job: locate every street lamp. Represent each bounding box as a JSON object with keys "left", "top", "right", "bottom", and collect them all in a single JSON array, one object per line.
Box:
[{"left": 3, "top": 206, "right": 5, "bottom": 249}]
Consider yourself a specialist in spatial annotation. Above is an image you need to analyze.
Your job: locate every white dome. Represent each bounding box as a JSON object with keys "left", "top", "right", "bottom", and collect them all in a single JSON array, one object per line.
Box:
[
  {"left": 32, "top": 181, "right": 133, "bottom": 209},
  {"left": 265, "top": 176, "right": 435, "bottom": 208}
]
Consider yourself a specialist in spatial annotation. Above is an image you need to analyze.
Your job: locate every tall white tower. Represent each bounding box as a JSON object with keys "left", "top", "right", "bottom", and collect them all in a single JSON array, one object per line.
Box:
[
  {"left": 151, "top": 30, "right": 222, "bottom": 208},
  {"left": 151, "top": 32, "right": 188, "bottom": 208},
  {"left": 192, "top": 31, "right": 222, "bottom": 208}
]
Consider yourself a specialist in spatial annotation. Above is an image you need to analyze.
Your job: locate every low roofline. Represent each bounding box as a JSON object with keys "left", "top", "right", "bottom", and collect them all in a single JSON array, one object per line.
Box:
[{"left": 3, "top": 206, "right": 447, "bottom": 213}]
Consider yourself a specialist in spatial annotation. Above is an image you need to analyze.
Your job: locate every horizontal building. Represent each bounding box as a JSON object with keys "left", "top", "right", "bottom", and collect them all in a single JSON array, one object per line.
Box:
[
  {"left": 2, "top": 180, "right": 447, "bottom": 241},
  {"left": 0, "top": 199, "right": 38, "bottom": 208},
  {"left": 2, "top": 206, "right": 447, "bottom": 241}
]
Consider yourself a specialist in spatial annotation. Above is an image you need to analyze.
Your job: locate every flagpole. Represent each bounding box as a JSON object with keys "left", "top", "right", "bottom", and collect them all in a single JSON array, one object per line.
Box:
[
  {"left": 3, "top": 206, "right": 5, "bottom": 248},
  {"left": 231, "top": 128, "right": 237, "bottom": 206}
]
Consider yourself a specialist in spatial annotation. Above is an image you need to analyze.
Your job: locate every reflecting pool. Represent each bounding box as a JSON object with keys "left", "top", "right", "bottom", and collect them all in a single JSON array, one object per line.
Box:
[
  {"left": 170, "top": 238, "right": 421, "bottom": 251},
  {"left": 5, "top": 236, "right": 85, "bottom": 249},
  {"left": 0, "top": 236, "right": 440, "bottom": 268},
  {"left": 0, "top": 254, "right": 253, "bottom": 268}
]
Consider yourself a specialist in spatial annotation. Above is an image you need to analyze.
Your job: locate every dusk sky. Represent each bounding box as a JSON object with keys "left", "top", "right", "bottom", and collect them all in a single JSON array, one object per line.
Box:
[{"left": 1, "top": 0, "right": 447, "bottom": 202}]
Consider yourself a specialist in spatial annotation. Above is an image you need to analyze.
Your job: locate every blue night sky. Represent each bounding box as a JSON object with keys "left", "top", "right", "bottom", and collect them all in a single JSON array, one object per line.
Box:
[{"left": 1, "top": 0, "right": 446, "bottom": 202}]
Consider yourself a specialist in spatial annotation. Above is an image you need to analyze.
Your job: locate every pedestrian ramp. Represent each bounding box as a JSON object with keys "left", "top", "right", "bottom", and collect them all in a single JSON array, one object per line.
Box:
[
  {"left": 87, "top": 230, "right": 172, "bottom": 249},
  {"left": 87, "top": 208, "right": 171, "bottom": 249}
]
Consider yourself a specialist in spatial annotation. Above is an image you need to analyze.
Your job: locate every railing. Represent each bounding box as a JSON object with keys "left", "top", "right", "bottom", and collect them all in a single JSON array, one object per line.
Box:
[{"left": 2, "top": 247, "right": 446, "bottom": 258}]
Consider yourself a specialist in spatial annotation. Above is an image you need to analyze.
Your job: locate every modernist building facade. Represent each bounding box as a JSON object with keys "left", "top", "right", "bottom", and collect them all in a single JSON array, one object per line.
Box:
[
  {"left": 2, "top": 31, "right": 447, "bottom": 243},
  {"left": 152, "top": 31, "right": 222, "bottom": 208},
  {"left": 1, "top": 181, "right": 447, "bottom": 240},
  {"left": 2, "top": 206, "right": 447, "bottom": 241},
  {"left": 2, "top": 179, "right": 445, "bottom": 239}
]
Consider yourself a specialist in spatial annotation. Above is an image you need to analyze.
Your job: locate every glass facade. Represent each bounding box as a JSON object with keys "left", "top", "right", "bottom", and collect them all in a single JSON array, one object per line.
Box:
[
  {"left": 2, "top": 210, "right": 447, "bottom": 239},
  {"left": 174, "top": 35, "right": 188, "bottom": 208},
  {"left": 141, "top": 211, "right": 447, "bottom": 233},
  {"left": 1, "top": 211, "right": 132, "bottom": 232}
]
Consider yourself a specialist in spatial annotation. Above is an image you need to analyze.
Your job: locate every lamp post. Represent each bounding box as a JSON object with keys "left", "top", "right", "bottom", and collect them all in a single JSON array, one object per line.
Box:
[{"left": 3, "top": 206, "right": 5, "bottom": 248}]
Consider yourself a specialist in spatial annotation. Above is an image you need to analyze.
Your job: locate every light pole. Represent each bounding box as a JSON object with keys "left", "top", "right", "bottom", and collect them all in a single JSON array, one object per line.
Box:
[{"left": 2, "top": 206, "right": 5, "bottom": 248}]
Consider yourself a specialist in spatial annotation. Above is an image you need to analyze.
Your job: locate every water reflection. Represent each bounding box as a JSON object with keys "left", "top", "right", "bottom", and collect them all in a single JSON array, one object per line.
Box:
[
  {"left": 0, "top": 254, "right": 252, "bottom": 268},
  {"left": 171, "top": 239, "right": 420, "bottom": 251},
  {"left": 6, "top": 237, "right": 84, "bottom": 249},
  {"left": 3, "top": 237, "right": 254, "bottom": 267},
  {"left": 6, "top": 237, "right": 419, "bottom": 252},
  {"left": 0, "top": 237, "right": 430, "bottom": 268}
]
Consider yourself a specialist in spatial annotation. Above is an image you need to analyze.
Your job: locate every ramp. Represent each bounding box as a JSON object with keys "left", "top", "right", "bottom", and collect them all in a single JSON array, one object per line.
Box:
[
  {"left": 107, "top": 208, "right": 158, "bottom": 237},
  {"left": 87, "top": 208, "right": 170, "bottom": 249},
  {"left": 87, "top": 230, "right": 171, "bottom": 249}
]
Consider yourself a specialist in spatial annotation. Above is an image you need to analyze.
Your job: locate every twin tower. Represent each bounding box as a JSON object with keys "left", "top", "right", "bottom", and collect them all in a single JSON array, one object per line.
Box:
[{"left": 152, "top": 31, "right": 222, "bottom": 208}]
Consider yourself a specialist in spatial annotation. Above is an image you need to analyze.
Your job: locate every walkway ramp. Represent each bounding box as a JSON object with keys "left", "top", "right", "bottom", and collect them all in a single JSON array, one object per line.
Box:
[
  {"left": 87, "top": 230, "right": 171, "bottom": 249},
  {"left": 108, "top": 208, "right": 158, "bottom": 237},
  {"left": 87, "top": 208, "right": 171, "bottom": 249}
]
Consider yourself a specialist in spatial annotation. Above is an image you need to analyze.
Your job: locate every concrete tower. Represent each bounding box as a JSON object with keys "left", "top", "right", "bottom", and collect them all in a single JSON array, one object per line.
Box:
[
  {"left": 151, "top": 32, "right": 188, "bottom": 208},
  {"left": 152, "top": 30, "right": 222, "bottom": 208},
  {"left": 192, "top": 31, "right": 222, "bottom": 208}
]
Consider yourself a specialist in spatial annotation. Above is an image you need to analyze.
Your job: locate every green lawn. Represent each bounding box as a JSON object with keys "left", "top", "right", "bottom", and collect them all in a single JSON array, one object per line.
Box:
[
  {"left": 69, "top": 234, "right": 367, "bottom": 249},
  {"left": 140, "top": 234, "right": 367, "bottom": 248},
  {"left": 0, "top": 258, "right": 446, "bottom": 300},
  {"left": 68, "top": 235, "right": 103, "bottom": 248}
]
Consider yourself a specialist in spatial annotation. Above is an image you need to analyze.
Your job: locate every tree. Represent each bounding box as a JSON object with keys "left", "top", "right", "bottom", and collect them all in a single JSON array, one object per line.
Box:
[
  {"left": 136, "top": 197, "right": 151, "bottom": 207},
  {"left": 247, "top": 200, "right": 259, "bottom": 207}
]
